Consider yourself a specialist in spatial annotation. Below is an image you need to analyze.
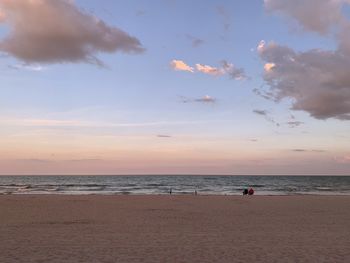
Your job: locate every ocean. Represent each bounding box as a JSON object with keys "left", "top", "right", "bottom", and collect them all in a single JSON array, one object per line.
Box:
[{"left": 0, "top": 175, "right": 350, "bottom": 195}]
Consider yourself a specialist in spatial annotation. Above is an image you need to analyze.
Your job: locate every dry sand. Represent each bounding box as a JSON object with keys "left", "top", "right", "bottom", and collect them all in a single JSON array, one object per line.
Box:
[{"left": 0, "top": 195, "right": 349, "bottom": 262}]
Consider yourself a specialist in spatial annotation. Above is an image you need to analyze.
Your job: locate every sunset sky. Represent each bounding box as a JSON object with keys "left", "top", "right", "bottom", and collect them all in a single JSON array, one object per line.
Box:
[{"left": 0, "top": 0, "right": 350, "bottom": 175}]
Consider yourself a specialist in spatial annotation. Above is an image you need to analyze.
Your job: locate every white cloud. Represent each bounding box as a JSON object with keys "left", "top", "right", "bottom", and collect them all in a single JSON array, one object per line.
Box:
[
  {"left": 0, "top": 0, "right": 144, "bottom": 66},
  {"left": 8, "top": 63, "right": 45, "bottom": 71},
  {"left": 257, "top": 40, "right": 266, "bottom": 53}
]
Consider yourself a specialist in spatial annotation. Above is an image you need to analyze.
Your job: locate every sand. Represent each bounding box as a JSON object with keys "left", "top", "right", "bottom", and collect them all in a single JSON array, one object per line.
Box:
[{"left": 0, "top": 195, "right": 349, "bottom": 263}]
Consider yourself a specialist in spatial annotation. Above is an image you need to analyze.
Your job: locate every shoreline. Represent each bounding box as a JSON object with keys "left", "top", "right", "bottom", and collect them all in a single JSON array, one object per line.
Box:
[{"left": 2, "top": 193, "right": 350, "bottom": 196}]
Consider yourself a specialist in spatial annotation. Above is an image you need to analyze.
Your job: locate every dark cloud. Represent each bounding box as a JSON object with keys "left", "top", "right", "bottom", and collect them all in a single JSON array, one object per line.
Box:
[
  {"left": 15, "top": 158, "right": 53, "bottom": 163},
  {"left": 287, "top": 121, "right": 304, "bottom": 128},
  {"left": 68, "top": 159, "right": 103, "bottom": 162},
  {"left": 185, "top": 34, "right": 205, "bottom": 48},
  {"left": 260, "top": 0, "right": 350, "bottom": 120},
  {"left": 253, "top": 87, "right": 276, "bottom": 101},
  {"left": 264, "top": 0, "right": 346, "bottom": 35},
  {"left": 253, "top": 109, "right": 302, "bottom": 128},
  {"left": 253, "top": 109, "right": 280, "bottom": 127},
  {"left": 157, "top": 135, "right": 172, "bottom": 138},
  {"left": 258, "top": 41, "right": 350, "bottom": 120},
  {"left": 136, "top": 10, "right": 146, "bottom": 16},
  {"left": 0, "top": 0, "right": 145, "bottom": 66},
  {"left": 221, "top": 60, "right": 247, "bottom": 80},
  {"left": 179, "top": 96, "right": 191, "bottom": 103},
  {"left": 291, "top": 149, "right": 327, "bottom": 153},
  {"left": 217, "top": 6, "right": 231, "bottom": 32},
  {"left": 253, "top": 109, "right": 268, "bottom": 116},
  {"left": 292, "top": 149, "right": 307, "bottom": 152}
]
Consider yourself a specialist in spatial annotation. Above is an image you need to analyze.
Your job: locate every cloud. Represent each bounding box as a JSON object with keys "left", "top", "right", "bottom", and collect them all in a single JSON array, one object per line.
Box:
[
  {"left": 253, "top": 87, "right": 275, "bottom": 101},
  {"left": 334, "top": 155, "right": 350, "bottom": 164},
  {"left": 179, "top": 95, "right": 216, "bottom": 104},
  {"left": 172, "top": 59, "right": 246, "bottom": 80},
  {"left": 264, "top": 0, "right": 348, "bottom": 35},
  {"left": 217, "top": 6, "right": 231, "bottom": 32},
  {"left": 253, "top": 109, "right": 302, "bottom": 128},
  {"left": 0, "top": 8, "right": 5, "bottom": 22},
  {"left": 253, "top": 109, "right": 280, "bottom": 126},
  {"left": 264, "top": 62, "right": 276, "bottom": 72},
  {"left": 8, "top": 63, "right": 45, "bottom": 71},
  {"left": 0, "top": 0, "right": 144, "bottom": 66},
  {"left": 186, "top": 34, "right": 205, "bottom": 48},
  {"left": 291, "top": 149, "right": 327, "bottom": 153},
  {"left": 291, "top": 149, "right": 307, "bottom": 152},
  {"left": 257, "top": 40, "right": 350, "bottom": 120},
  {"left": 253, "top": 109, "right": 268, "bottom": 116},
  {"left": 194, "top": 95, "right": 216, "bottom": 103},
  {"left": 157, "top": 135, "right": 172, "bottom": 138},
  {"left": 259, "top": 1, "right": 350, "bottom": 121},
  {"left": 196, "top": 64, "right": 223, "bottom": 76},
  {"left": 287, "top": 121, "right": 304, "bottom": 128},
  {"left": 15, "top": 158, "right": 54, "bottom": 163},
  {"left": 170, "top": 60, "right": 194, "bottom": 72},
  {"left": 135, "top": 10, "right": 146, "bottom": 16},
  {"left": 221, "top": 60, "right": 247, "bottom": 80},
  {"left": 257, "top": 40, "right": 266, "bottom": 52},
  {"left": 68, "top": 159, "right": 103, "bottom": 162}
]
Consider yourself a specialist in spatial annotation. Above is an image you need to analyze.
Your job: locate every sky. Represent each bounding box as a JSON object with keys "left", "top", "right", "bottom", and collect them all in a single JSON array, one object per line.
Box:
[{"left": 0, "top": 0, "right": 349, "bottom": 175}]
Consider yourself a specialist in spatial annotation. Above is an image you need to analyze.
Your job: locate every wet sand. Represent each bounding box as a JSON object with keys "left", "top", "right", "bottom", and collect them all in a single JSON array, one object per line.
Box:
[{"left": 1, "top": 195, "right": 349, "bottom": 262}]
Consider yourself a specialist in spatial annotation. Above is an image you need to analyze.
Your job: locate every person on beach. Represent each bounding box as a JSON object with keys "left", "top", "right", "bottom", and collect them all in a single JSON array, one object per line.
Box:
[
  {"left": 248, "top": 188, "right": 254, "bottom": 195},
  {"left": 243, "top": 189, "right": 248, "bottom": 195},
  {"left": 169, "top": 188, "right": 172, "bottom": 195}
]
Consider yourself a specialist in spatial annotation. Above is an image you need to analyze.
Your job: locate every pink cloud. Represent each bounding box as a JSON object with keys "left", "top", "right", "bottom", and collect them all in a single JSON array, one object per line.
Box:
[
  {"left": 196, "top": 64, "right": 223, "bottom": 76},
  {"left": 171, "top": 59, "right": 246, "bottom": 80},
  {"left": 335, "top": 155, "right": 350, "bottom": 164},
  {"left": 170, "top": 60, "right": 194, "bottom": 73}
]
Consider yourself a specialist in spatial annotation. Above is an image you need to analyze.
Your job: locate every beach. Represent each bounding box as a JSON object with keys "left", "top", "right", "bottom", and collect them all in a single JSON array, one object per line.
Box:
[{"left": 1, "top": 195, "right": 349, "bottom": 262}]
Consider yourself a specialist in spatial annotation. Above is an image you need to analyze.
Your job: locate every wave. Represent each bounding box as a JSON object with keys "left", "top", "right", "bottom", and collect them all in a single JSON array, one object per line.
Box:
[{"left": 0, "top": 175, "right": 349, "bottom": 195}]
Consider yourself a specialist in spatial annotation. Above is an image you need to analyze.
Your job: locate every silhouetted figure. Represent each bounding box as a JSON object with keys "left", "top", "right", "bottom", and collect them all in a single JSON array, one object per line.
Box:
[
  {"left": 194, "top": 190, "right": 197, "bottom": 195},
  {"left": 169, "top": 188, "right": 172, "bottom": 195},
  {"left": 248, "top": 188, "right": 254, "bottom": 195},
  {"left": 243, "top": 189, "right": 248, "bottom": 195}
]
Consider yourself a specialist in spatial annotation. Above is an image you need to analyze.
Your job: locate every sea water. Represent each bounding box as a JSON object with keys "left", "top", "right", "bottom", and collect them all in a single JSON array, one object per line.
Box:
[{"left": 0, "top": 175, "right": 350, "bottom": 195}]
